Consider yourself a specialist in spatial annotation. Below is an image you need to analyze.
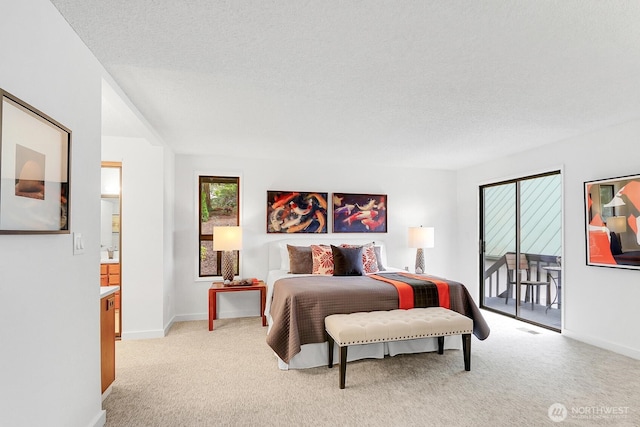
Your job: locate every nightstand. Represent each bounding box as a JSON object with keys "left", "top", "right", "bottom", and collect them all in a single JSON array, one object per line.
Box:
[{"left": 208, "top": 281, "right": 267, "bottom": 331}]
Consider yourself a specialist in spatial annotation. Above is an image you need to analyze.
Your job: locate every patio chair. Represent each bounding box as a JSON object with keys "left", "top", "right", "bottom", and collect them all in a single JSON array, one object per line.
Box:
[{"left": 504, "top": 253, "right": 551, "bottom": 310}]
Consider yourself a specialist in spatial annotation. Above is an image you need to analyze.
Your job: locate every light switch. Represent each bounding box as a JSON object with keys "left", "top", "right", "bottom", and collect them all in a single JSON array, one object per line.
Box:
[{"left": 73, "top": 232, "right": 85, "bottom": 255}]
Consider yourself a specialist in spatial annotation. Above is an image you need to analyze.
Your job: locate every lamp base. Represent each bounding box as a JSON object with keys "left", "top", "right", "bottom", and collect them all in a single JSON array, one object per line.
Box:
[
  {"left": 221, "top": 250, "right": 235, "bottom": 283},
  {"left": 415, "top": 248, "right": 425, "bottom": 274}
]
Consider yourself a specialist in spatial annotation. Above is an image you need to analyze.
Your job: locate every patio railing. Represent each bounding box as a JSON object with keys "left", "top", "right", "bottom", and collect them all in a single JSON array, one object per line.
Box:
[{"left": 483, "top": 253, "right": 559, "bottom": 299}]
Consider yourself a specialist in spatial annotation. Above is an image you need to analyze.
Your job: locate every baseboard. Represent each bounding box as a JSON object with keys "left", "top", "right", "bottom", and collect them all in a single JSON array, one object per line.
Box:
[
  {"left": 563, "top": 329, "right": 640, "bottom": 360},
  {"left": 174, "top": 309, "right": 259, "bottom": 323},
  {"left": 163, "top": 315, "right": 175, "bottom": 336},
  {"left": 174, "top": 313, "right": 207, "bottom": 322},
  {"left": 121, "top": 329, "right": 165, "bottom": 340},
  {"left": 88, "top": 409, "right": 106, "bottom": 427},
  {"left": 101, "top": 384, "right": 112, "bottom": 401},
  {"left": 218, "top": 308, "right": 261, "bottom": 319}
]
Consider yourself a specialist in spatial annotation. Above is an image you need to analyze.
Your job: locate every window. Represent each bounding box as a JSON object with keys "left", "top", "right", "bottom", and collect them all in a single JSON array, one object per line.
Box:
[
  {"left": 599, "top": 184, "right": 615, "bottom": 221},
  {"left": 199, "top": 176, "right": 239, "bottom": 277},
  {"left": 480, "top": 171, "right": 562, "bottom": 331}
]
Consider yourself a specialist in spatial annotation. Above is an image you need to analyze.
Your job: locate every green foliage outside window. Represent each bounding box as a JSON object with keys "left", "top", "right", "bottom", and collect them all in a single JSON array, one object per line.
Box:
[
  {"left": 201, "top": 191, "right": 209, "bottom": 222},
  {"left": 208, "top": 183, "right": 238, "bottom": 215},
  {"left": 199, "top": 176, "right": 239, "bottom": 277}
]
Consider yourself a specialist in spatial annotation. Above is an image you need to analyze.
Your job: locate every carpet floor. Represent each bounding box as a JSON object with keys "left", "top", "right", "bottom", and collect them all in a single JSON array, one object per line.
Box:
[{"left": 103, "top": 310, "right": 640, "bottom": 426}]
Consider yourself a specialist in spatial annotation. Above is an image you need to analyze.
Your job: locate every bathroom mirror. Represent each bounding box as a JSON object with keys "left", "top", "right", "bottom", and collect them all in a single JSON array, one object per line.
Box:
[
  {"left": 101, "top": 162, "right": 122, "bottom": 337},
  {"left": 101, "top": 165, "right": 120, "bottom": 262}
]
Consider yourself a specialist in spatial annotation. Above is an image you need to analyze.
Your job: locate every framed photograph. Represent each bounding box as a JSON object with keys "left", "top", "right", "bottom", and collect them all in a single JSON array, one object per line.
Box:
[
  {"left": 585, "top": 174, "right": 640, "bottom": 270},
  {"left": 0, "top": 89, "right": 71, "bottom": 234},
  {"left": 332, "top": 193, "right": 387, "bottom": 233},
  {"left": 267, "top": 191, "right": 328, "bottom": 233}
]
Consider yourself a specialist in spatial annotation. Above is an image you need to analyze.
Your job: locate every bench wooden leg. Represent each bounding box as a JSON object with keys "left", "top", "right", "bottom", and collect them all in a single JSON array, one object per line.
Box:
[
  {"left": 339, "top": 346, "right": 348, "bottom": 389},
  {"left": 437, "top": 336, "right": 444, "bottom": 354},
  {"left": 327, "top": 335, "right": 334, "bottom": 368},
  {"left": 462, "top": 333, "right": 471, "bottom": 371}
]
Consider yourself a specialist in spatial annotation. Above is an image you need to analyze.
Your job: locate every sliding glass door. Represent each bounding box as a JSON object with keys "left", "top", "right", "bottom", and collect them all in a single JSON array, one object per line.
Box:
[{"left": 480, "top": 171, "right": 562, "bottom": 331}]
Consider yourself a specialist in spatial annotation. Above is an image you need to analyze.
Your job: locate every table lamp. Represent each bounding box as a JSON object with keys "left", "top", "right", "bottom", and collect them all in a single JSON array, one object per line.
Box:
[
  {"left": 408, "top": 226, "right": 435, "bottom": 274},
  {"left": 213, "top": 226, "right": 242, "bottom": 283},
  {"left": 607, "top": 216, "right": 627, "bottom": 234}
]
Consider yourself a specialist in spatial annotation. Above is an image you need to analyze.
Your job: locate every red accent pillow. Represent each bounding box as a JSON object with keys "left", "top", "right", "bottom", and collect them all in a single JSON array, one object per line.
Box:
[{"left": 311, "top": 245, "right": 333, "bottom": 275}]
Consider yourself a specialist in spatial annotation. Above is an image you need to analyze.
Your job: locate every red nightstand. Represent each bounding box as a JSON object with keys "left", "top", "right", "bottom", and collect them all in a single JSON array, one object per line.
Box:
[{"left": 208, "top": 281, "right": 267, "bottom": 331}]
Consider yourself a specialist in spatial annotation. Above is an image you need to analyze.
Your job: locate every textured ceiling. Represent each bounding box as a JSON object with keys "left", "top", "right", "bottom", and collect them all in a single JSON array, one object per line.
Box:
[{"left": 51, "top": 0, "right": 640, "bottom": 169}]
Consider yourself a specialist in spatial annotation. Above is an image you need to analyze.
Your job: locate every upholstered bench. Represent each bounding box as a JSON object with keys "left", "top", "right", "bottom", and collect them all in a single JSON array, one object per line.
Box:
[{"left": 325, "top": 307, "right": 473, "bottom": 389}]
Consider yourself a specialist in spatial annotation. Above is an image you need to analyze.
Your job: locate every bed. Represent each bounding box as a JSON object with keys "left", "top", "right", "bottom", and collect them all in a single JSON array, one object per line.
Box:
[
  {"left": 610, "top": 230, "right": 640, "bottom": 266},
  {"left": 614, "top": 251, "right": 640, "bottom": 266},
  {"left": 265, "top": 239, "right": 490, "bottom": 370}
]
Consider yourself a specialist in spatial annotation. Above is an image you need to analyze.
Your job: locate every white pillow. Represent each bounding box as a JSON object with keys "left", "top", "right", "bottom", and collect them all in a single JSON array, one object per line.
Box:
[{"left": 279, "top": 243, "right": 290, "bottom": 271}]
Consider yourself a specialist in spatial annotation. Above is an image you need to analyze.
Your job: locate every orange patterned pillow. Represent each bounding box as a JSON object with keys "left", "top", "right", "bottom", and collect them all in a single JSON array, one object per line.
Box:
[
  {"left": 311, "top": 244, "right": 334, "bottom": 275},
  {"left": 341, "top": 242, "right": 379, "bottom": 273}
]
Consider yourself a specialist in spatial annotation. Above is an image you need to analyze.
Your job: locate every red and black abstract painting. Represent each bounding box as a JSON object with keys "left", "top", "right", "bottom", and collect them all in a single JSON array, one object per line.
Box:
[
  {"left": 267, "top": 191, "right": 328, "bottom": 233},
  {"left": 585, "top": 174, "right": 640, "bottom": 270},
  {"left": 332, "top": 193, "right": 387, "bottom": 233}
]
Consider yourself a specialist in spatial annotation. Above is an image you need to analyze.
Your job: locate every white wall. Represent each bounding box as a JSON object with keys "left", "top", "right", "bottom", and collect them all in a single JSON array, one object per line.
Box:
[
  {"left": 457, "top": 119, "right": 640, "bottom": 360},
  {"left": 163, "top": 148, "right": 176, "bottom": 331},
  {"left": 100, "top": 200, "right": 115, "bottom": 247},
  {"left": 102, "top": 136, "right": 171, "bottom": 339},
  {"left": 173, "top": 154, "right": 458, "bottom": 320},
  {"left": 0, "top": 1, "right": 105, "bottom": 426}
]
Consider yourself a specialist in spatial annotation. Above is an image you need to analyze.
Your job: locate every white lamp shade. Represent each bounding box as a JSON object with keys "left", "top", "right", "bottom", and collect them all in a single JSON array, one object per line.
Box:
[
  {"left": 213, "top": 226, "right": 243, "bottom": 251},
  {"left": 607, "top": 216, "right": 627, "bottom": 233},
  {"left": 603, "top": 194, "right": 625, "bottom": 208},
  {"left": 408, "top": 226, "right": 435, "bottom": 248}
]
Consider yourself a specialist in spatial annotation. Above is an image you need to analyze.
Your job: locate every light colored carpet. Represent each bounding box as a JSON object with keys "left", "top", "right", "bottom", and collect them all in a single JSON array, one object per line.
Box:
[{"left": 103, "top": 311, "right": 640, "bottom": 426}]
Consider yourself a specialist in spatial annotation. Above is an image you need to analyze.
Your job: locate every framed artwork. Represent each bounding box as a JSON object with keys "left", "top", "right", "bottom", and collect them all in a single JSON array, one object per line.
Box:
[
  {"left": 585, "top": 174, "right": 640, "bottom": 270},
  {"left": 332, "top": 193, "right": 387, "bottom": 233},
  {"left": 0, "top": 89, "right": 71, "bottom": 234},
  {"left": 267, "top": 191, "right": 328, "bottom": 233}
]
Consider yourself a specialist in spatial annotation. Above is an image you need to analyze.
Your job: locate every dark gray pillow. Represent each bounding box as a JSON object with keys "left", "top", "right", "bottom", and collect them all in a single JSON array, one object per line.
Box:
[
  {"left": 374, "top": 245, "right": 386, "bottom": 271},
  {"left": 287, "top": 245, "right": 313, "bottom": 274},
  {"left": 331, "top": 245, "right": 364, "bottom": 276}
]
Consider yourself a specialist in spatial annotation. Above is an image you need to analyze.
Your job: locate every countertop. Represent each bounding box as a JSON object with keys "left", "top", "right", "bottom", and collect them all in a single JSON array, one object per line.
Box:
[
  {"left": 100, "top": 285, "right": 120, "bottom": 298},
  {"left": 100, "top": 251, "right": 119, "bottom": 264}
]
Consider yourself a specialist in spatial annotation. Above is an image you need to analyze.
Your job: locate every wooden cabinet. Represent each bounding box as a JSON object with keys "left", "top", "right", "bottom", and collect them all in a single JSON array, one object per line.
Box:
[
  {"left": 100, "top": 264, "right": 108, "bottom": 286},
  {"left": 100, "top": 293, "right": 116, "bottom": 393},
  {"left": 101, "top": 263, "right": 120, "bottom": 309},
  {"left": 101, "top": 263, "right": 121, "bottom": 337}
]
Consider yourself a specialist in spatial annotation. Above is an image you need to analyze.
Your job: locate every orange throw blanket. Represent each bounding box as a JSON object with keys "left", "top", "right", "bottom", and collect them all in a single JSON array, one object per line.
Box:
[{"left": 369, "top": 272, "right": 450, "bottom": 309}]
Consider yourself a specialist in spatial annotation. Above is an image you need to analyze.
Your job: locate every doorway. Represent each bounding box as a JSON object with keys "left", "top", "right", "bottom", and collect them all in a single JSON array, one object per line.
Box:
[
  {"left": 101, "top": 162, "right": 122, "bottom": 337},
  {"left": 480, "top": 171, "right": 562, "bottom": 331}
]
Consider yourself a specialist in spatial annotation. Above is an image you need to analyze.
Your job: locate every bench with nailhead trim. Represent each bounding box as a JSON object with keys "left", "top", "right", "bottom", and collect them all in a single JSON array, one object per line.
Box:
[{"left": 325, "top": 307, "right": 473, "bottom": 389}]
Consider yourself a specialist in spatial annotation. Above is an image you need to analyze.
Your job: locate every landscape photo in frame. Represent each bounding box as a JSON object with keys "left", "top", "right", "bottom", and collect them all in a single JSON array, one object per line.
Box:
[{"left": 0, "top": 89, "right": 71, "bottom": 233}]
